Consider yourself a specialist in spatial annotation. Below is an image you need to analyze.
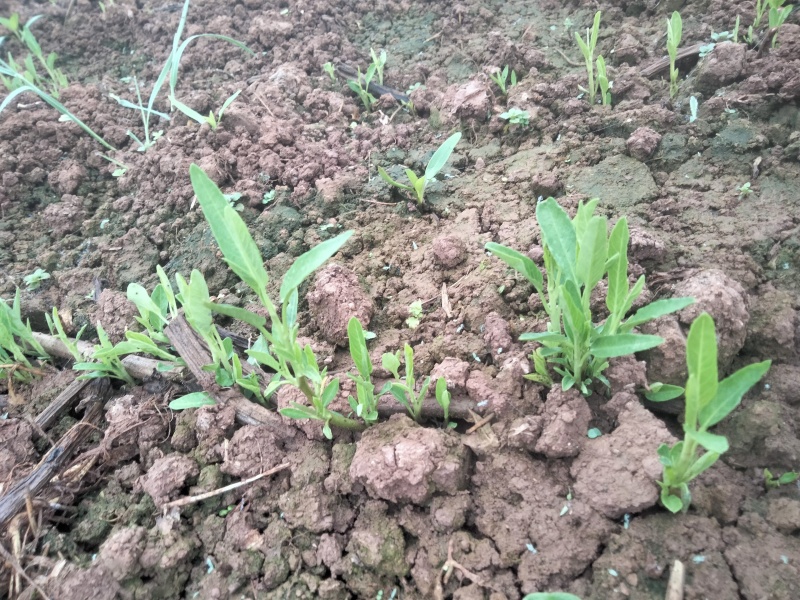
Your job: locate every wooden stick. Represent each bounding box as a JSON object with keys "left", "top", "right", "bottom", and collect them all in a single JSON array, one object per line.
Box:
[
  {"left": 34, "top": 376, "right": 90, "bottom": 430},
  {"left": 640, "top": 44, "right": 703, "bottom": 78},
  {"left": 665, "top": 559, "right": 685, "bottom": 600},
  {"left": 161, "top": 463, "right": 290, "bottom": 510},
  {"left": 0, "top": 380, "right": 109, "bottom": 528}
]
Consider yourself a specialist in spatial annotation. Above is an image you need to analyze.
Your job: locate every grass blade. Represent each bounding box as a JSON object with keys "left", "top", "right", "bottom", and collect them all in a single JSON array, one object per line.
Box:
[{"left": 424, "top": 131, "right": 461, "bottom": 179}]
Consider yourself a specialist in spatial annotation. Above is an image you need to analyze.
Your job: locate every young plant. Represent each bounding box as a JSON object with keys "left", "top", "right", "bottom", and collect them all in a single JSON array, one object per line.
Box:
[
  {"left": 46, "top": 307, "right": 86, "bottom": 363},
  {"left": 382, "top": 344, "right": 432, "bottom": 422},
  {"left": 574, "top": 11, "right": 601, "bottom": 104},
  {"left": 188, "top": 164, "right": 362, "bottom": 438},
  {"left": 435, "top": 377, "right": 455, "bottom": 428},
  {"left": 73, "top": 323, "right": 136, "bottom": 385},
  {"left": 490, "top": 65, "right": 517, "bottom": 95},
  {"left": 499, "top": 107, "right": 530, "bottom": 126},
  {"left": 109, "top": 76, "right": 168, "bottom": 151},
  {"left": 595, "top": 55, "right": 611, "bottom": 105},
  {"left": 169, "top": 89, "right": 241, "bottom": 131},
  {"left": 97, "top": 152, "right": 131, "bottom": 177},
  {"left": 23, "top": 268, "right": 50, "bottom": 290},
  {"left": 346, "top": 316, "right": 384, "bottom": 424},
  {"left": 0, "top": 13, "right": 67, "bottom": 97},
  {"left": 763, "top": 468, "right": 799, "bottom": 489},
  {"left": 348, "top": 64, "right": 377, "bottom": 111},
  {"left": 377, "top": 131, "right": 461, "bottom": 205},
  {"left": 737, "top": 181, "right": 753, "bottom": 199},
  {"left": 654, "top": 312, "right": 771, "bottom": 513},
  {"left": 0, "top": 289, "right": 49, "bottom": 383},
  {"left": 486, "top": 197, "right": 694, "bottom": 395},
  {"left": 767, "top": 0, "right": 794, "bottom": 47},
  {"left": 370, "top": 47, "right": 387, "bottom": 85},
  {"left": 667, "top": 11, "right": 683, "bottom": 99},
  {"left": 322, "top": 62, "right": 336, "bottom": 81},
  {"left": 406, "top": 300, "right": 423, "bottom": 329}
]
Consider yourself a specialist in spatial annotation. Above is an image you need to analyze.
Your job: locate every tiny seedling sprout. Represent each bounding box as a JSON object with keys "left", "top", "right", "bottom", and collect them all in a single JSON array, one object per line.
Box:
[
  {"left": 490, "top": 65, "right": 517, "bottom": 95},
  {"left": 378, "top": 131, "right": 462, "bottom": 204},
  {"left": 737, "top": 182, "right": 753, "bottom": 199},
  {"left": 23, "top": 268, "right": 50, "bottom": 290},
  {"left": 499, "top": 107, "right": 530, "bottom": 126},
  {"left": 666, "top": 11, "right": 683, "bottom": 99},
  {"left": 574, "top": 11, "right": 602, "bottom": 104},
  {"left": 322, "top": 62, "right": 336, "bottom": 81}
]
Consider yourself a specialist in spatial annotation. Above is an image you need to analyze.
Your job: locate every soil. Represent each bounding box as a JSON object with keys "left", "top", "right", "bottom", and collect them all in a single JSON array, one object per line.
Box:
[{"left": 1, "top": 0, "right": 799, "bottom": 598}]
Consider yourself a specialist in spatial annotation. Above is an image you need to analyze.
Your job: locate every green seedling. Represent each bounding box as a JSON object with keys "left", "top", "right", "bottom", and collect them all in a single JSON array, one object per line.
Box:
[
  {"left": 348, "top": 64, "right": 377, "bottom": 111},
  {"left": 127, "top": 265, "right": 178, "bottom": 345},
  {"left": 170, "top": 89, "right": 241, "bottom": 131},
  {"left": 754, "top": 0, "right": 767, "bottom": 28},
  {"left": 73, "top": 323, "right": 136, "bottom": 385},
  {"left": 322, "top": 62, "right": 336, "bottom": 81},
  {"left": 435, "top": 377, "right": 455, "bottom": 428},
  {"left": 188, "top": 164, "right": 363, "bottom": 438},
  {"left": 406, "top": 300, "right": 423, "bottom": 329},
  {"left": 0, "top": 13, "right": 67, "bottom": 97},
  {"left": 346, "top": 316, "right": 386, "bottom": 424},
  {"left": 382, "top": 344, "right": 432, "bottom": 422},
  {"left": 110, "top": 76, "right": 167, "bottom": 151},
  {"left": 737, "top": 182, "right": 753, "bottom": 199},
  {"left": 370, "top": 47, "right": 387, "bottom": 85},
  {"left": 486, "top": 198, "right": 694, "bottom": 395},
  {"left": 490, "top": 65, "right": 517, "bottom": 95},
  {"left": 0, "top": 289, "right": 49, "bottom": 384},
  {"left": 595, "top": 55, "right": 611, "bottom": 105},
  {"left": 653, "top": 312, "right": 771, "bottom": 513},
  {"left": 574, "top": 11, "right": 601, "bottom": 104},
  {"left": 377, "top": 131, "right": 461, "bottom": 204},
  {"left": 97, "top": 152, "right": 130, "bottom": 177},
  {"left": 23, "top": 268, "right": 50, "bottom": 290},
  {"left": 764, "top": 468, "right": 799, "bottom": 488},
  {"left": 767, "top": 0, "right": 794, "bottom": 47},
  {"left": 499, "top": 107, "right": 530, "bottom": 126},
  {"left": 667, "top": 11, "right": 682, "bottom": 99},
  {"left": 45, "top": 307, "right": 86, "bottom": 363}
]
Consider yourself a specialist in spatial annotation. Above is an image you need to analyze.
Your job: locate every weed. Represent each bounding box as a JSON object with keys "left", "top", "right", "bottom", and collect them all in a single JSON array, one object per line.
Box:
[
  {"left": 737, "top": 182, "right": 753, "bottom": 199},
  {"left": 653, "top": 312, "right": 771, "bottom": 513},
  {"left": 322, "top": 62, "right": 336, "bottom": 81},
  {"left": 486, "top": 198, "right": 694, "bottom": 394},
  {"left": 73, "top": 323, "right": 136, "bottom": 385},
  {"left": 490, "top": 65, "right": 517, "bottom": 95},
  {"left": 0, "top": 13, "right": 67, "bottom": 97},
  {"left": 767, "top": 0, "right": 794, "bottom": 46},
  {"left": 97, "top": 152, "right": 130, "bottom": 177},
  {"left": 0, "top": 289, "right": 49, "bottom": 384},
  {"left": 595, "top": 55, "right": 612, "bottom": 105},
  {"left": 23, "top": 268, "right": 49, "bottom": 290},
  {"left": 574, "top": 11, "right": 602, "bottom": 104},
  {"left": 170, "top": 89, "right": 241, "bottom": 131},
  {"left": 406, "top": 300, "right": 423, "bottom": 329},
  {"left": 499, "top": 107, "right": 530, "bottom": 126},
  {"left": 109, "top": 76, "right": 167, "bottom": 151},
  {"left": 764, "top": 468, "right": 799, "bottom": 488},
  {"left": 348, "top": 64, "right": 377, "bottom": 111},
  {"left": 382, "top": 344, "right": 432, "bottom": 422},
  {"left": 346, "top": 316, "right": 383, "bottom": 424},
  {"left": 46, "top": 307, "right": 85, "bottom": 363},
  {"left": 377, "top": 131, "right": 461, "bottom": 204},
  {"left": 188, "top": 164, "right": 362, "bottom": 437},
  {"left": 667, "top": 11, "right": 683, "bottom": 99},
  {"left": 435, "top": 376, "right": 455, "bottom": 428},
  {"left": 370, "top": 47, "right": 387, "bottom": 85}
]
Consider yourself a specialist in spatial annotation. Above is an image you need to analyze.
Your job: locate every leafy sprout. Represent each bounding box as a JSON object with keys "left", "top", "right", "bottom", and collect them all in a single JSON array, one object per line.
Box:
[{"left": 377, "top": 131, "right": 461, "bottom": 204}]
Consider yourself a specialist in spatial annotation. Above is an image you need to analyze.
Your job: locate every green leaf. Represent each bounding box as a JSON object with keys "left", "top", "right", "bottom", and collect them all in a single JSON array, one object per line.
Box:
[
  {"left": 279, "top": 231, "right": 353, "bottom": 303},
  {"left": 645, "top": 382, "right": 685, "bottom": 402},
  {"left": 169, "top": 93, "right": 209, "bottom": 126},
  {"left": 382, "top": 352, "right": 401, "bottom": 378},
  {"left": 190, "top": 164, "right": 270, "bottom": 303},
  {"left": 699, "top": 359, "right": 771, "bottom": 428},
  {"left": 622, "top": 297, "right": 695, "bottom": 330},
  {"left": 661, "top": 490, "right": 683, "bottom": 513},
  {"left": 685, "top": 428, "right": 729, "bottom": 454},
  {"left": 280, "top": 406, "right": 319, "bottom": 420},
  {"left": 207, "top": 302, "right": 266, "bottom": 331},
  {"left": 686, "top": 313, "right": 718, "bottom": 415},
  {"left": 685, "top": 451, "right": 721, "bottom": 481},
  {"left": 590, "top": 333, "right": 664, "bottom": 358},
  {"left": 536, "top": 198, "right": 577, "bottom": 283},
  {"left": 519, "top": 331, "right": 568, "bottom": 343},
  {"left": 320, "top": 378, "right": 340, "bottom": 408},
  {"left": 425, "top": 132, "right": 461, "bottom": 180},
  {"left": 576, "top": 215, "right": 608, "bottom": 291},
  {"left": 169, "top": 391, "right": 215, "bottom": 410},
  {"left": 347, "top": 317, "right": 372, "bottom": 379},
  {"left": 127, "top": 283, "right": 168, "bottom": 326},
  {"left": 377, "top": 165, "right": 413, "bottom": 191},
  {"left": 485, "top": 242, "right": 544, "bottom": 292},
  {"left": 657, "top": 443, "right": 674, "bottom": 466}
]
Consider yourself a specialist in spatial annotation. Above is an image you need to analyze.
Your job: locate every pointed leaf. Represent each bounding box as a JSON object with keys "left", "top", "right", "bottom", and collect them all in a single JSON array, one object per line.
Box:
[
  {"left": 347, "top": 317, "right": 372, "bottom": 378},
  {"left": 425, "top": 132, "right": 461, "bottom": 179},
  {"left": 699, "top": 360, "right": 771, "bottom": 428},
  {"left": 622, "top": 297, "right": 695, "bottom": 330},
  {"left": 169, "top": 392, "right": 215, "bottom": 410},
  {"left": 686, "top": 313, "right": 718, "bottom": 412},
  {"left": 485, "top": 242, "right": 543, "bottom": 292},
  {"left": 279, "top": 231, "right": 353, "bottom": 302},
  {"left": 685, "top": 428, "right": 729, "bottom": 454},
  {"left": 576, "top": 215, "right": 607, "bottom": 291},
  {"left": 590, "top": 333, "right": 664, "bottom": 358},
  {"left": 536, "top": 198, "right": 576, "bottom": 283}
]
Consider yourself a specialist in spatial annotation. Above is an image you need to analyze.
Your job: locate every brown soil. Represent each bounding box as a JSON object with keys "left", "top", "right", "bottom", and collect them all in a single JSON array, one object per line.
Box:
[{"left": 1, "top": 0, "right": 799, "bottom": 598}]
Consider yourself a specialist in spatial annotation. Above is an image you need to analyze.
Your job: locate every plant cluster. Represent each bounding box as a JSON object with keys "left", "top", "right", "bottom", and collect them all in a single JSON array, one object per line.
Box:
[
  {"left": 378, "top": 131, "right": 461, "bottom": 204},
  {"left": 574, "top": 11, "right": 611, "bottom": 106},
  {"left": 0, "top": 289, "right": 48, "bottom": 385},
  {"left": 486, "top": 197, "right": 694, "bottom": 395},
  {"left": 749, "top": 0, "right": 794, "bottom": 46},
  {"left": 650, "top": 312, "right": 771, "bottom": 512},
  {"left": 346, "top": 48, "right": 387, "bottom": 112},
  {"left": 0, "top": 13, "right": 67, "bottom": 97},
  {"left": 499, "top": 107, "right": 530, "bottom": 126},
  {"left": 490, "top": 65, "right": 517, "bottom": 95}
]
